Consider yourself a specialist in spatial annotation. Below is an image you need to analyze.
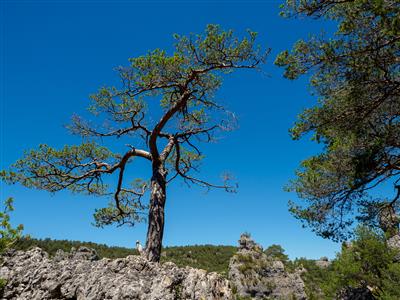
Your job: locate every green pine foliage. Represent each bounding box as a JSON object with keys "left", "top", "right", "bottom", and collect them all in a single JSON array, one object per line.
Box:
[
  {"left": 276, "top": 0, "right": 400, "bottom": 242},
  {"left": 287, "top": 226, "right": 400, "bottom": 300},
  {"left": 12, "top": 237, "right": 236, "bottom": 274},
  {"left": 0, "top": 198, "right": 23, "bottom": 254},
  {"left": 0, "top": 198, "right": 24, "bottom": 292},
  {"left": 287, "top": 258, "right": 334, "bottom": 299},
  {"left": 1, "top": 25, "right": 268, "bottom": 232},
  {"left": 264, "top": 244, "right": 289, "bottom": 264},
  {"left": 8, "top": 227, "right": 400, "bottom": 298},
  {"left": 14, "top": 237, "right": 138, "bottom": 259},
  {"left": 328, "top": 226, "right": 400, "bottom": 299},
  {"left": 160, "top": 245, "right": 236, "bottom": 275}
]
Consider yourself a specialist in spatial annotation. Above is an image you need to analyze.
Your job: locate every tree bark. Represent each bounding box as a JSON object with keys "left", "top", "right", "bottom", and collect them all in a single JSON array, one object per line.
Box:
[{"left": 145, "top": 163, "right": 167, "bottom": 262}]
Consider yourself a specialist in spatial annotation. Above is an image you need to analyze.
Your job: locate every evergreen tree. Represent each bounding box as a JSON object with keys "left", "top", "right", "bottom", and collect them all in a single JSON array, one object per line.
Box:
[
  {"left": 2, "top": 25, "right": 267, "bottom": 262},
  {"left": 276, "top": 0, "right": 400, "bottom": 240},
  {"left": 329, "top": 226, "right": 400, "bottom": 299}
]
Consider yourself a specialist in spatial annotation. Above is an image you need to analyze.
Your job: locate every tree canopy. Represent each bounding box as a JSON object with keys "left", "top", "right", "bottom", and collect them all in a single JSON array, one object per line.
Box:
[
  {"left": 276, "top": 0, "right": 400, "bottom": 240},
  {"left": 1, "top": 25, "right": 268, "bottom": 261}
]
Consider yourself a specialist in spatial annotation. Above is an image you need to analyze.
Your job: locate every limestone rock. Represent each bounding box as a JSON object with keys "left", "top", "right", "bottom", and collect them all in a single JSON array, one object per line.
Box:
[
  {"left": 315, "top": 256, "right": 331, "bottom": 268},
  {"left": 238, "top": 233, "right": 262, "bottom": 253},
  {"left": 387, "top": 234, "right": 400, "bottom": 262},
  {"left": 0, "top": 247, "right": 232, "bottom": 300},
  {"left": 228, "top": 234, "right": 307, "bottom": 300},
  {"left": 336, "top": 286, "right": 376, "bottom": 300},
  {"left": 378, "top": 205, "right": 399, "bottom": 237}
]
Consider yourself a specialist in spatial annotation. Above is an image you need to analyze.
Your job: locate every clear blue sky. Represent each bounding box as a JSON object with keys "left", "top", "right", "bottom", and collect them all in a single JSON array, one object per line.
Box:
[{"left": 1, "top": 0, "right": 341, "bottom": 259}]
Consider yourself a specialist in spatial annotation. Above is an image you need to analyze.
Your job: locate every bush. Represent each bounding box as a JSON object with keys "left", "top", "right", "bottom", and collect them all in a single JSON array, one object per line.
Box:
[
  {"left": 0, "top": 198, "right": 23, "bottom": 253},
  {"left": 285, "top": 226, "right": 400, "bottom": 299},
  {"left": 288, "top": 258, "right": 335, "bottom": 299},
  {"left": 328, "top": 226, "right": 400, "bottom": 299},
  {"left": 264, "top": 244, "right": 289, "bottom": 263},
  {"left": 0, "top": 197, "right": 24, "bottom": 294}
]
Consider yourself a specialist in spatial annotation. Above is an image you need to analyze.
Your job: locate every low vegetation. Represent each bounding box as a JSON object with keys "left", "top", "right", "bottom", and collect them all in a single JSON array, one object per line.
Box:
[
  {"left": 0, "top": 198, "right": 23, "bottom": 254},
  {"left": 13, "top": 237, "right": 236, "bottom": 274},
  {"left": 6, "top": 227, "right": 400, "bottom": 299},
  {"left": 160, "top": 244, "right": 236, "bottom": 275},
  {"left": 14, "top": 237, "right": 138, "bottom": 259},
  {"left": 0, "top": 198, "right": 24, "bottom": 292},
  {"left": 287, "top": 227, "right": 400, "bottom": 300}
]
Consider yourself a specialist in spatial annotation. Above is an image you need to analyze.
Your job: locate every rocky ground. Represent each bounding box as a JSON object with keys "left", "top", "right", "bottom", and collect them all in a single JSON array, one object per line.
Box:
[
  {"left": 0, "top": 247, "right": 232, "bottom": 300},
  {"left": 5, "top": 232, "right": 391, "bottom": 299},
  {"left": 228, "top": 234, "right": 307, "bottom": 300},
  {"left": 0, "top": 234, "right": 309, "bottom": 300}
]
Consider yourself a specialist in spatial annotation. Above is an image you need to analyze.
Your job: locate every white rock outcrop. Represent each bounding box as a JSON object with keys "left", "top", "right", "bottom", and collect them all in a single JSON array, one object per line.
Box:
[
  {"left": 0, "top": 247, "right": 232, "bottom": 300},
  {"left": 228, "top": 234, "right": 307, "bottom": 299}
]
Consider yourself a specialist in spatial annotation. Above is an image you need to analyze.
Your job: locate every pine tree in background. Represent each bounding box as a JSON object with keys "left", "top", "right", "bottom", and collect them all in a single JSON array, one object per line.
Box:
[{"left": 276, "top": 0, "right": 400, "bottom": 241}]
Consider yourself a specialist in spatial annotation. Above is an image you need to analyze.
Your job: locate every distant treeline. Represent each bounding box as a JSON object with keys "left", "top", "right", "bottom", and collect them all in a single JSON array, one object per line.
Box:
[
  {"left": 13, "top": 237, "right": 237, "bottom": 274},
  {"left": 14, "top": 237, "right": 138, "bottom": 259},
  {"left": 12, "top": 229, "right": 400, "bottom": 299},
  {"left": 160, "top": 245, "right": 237, "bottom": 275}
]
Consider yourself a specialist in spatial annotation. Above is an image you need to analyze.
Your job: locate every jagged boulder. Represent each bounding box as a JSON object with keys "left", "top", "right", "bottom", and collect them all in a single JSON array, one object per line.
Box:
[
  {"left": 228, "top": 234, "right": 307, "bottom": 300},
  {"left": 378, "top": 205, "right": 399, "bottom": 237},
  {"left": 0, "top": 247, "right": 232, "bottom": 300},
  {"left": 387, "top": 234, "right": 400, "bottom": 262},
  {"left": 315, "top": 256, "right": 331, "bottom": 268},
  {"left": 336, "top": 287, "right": 375, "bottom": 300}
]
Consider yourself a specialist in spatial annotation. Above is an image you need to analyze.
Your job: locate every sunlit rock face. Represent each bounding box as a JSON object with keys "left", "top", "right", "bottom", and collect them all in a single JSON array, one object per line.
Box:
[
  {"left": 5, "top": 235, "right": 363, "bottom": 299},
  {"left": 387, "top": 234, "right": 400, "bottom": 262},
  {"left": 315, "top": 256, "right": 331, "bottom": 268},
  {"left": 228, "top": 233, "right": 307, "bottom": 300},
  {"left": 379, "top": 205, "right": 399, "bottom": 238},
  {"left": 0, "top": 247, "right": 232, "bottom": 300}
]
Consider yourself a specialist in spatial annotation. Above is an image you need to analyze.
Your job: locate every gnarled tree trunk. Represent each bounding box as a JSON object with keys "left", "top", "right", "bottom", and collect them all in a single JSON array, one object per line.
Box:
[{"left": 145, "top": 163, "right": 167, "bottom": 262}]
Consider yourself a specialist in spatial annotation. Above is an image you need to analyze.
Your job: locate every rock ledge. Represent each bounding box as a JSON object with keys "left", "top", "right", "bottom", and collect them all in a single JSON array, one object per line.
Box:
[{"left": 0, "top": 247, "right": 232, "bottom": 300}]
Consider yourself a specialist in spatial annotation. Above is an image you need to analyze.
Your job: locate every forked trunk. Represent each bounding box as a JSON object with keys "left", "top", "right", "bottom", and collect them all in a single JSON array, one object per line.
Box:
[{"left": 145, "top": 163, "right": 167, "bottom": 262}]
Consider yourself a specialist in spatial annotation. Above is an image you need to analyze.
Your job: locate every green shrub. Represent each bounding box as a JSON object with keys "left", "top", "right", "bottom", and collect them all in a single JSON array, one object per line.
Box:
[
  {"left": 329, "top": 226, "right": 400, "bottom": 299},
  {"left": 0, "top": 197, "right": 24, "bottom": 296},
  {"left": 13, "top": 238, "right": 236, "bottom": 274},
  {"left": 0, "top": 198, "right": 23, "bottom": 253},
  {"left": 264, "top": 244, "right": 289, "bottom": 264},
  {"left": 285, "top": 226, "right": 400, "bottom": 299}
]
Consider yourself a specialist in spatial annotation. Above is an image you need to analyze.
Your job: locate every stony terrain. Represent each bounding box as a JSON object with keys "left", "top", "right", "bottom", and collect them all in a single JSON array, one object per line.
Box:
[
  {"left": 0, "top": 247, "right": 232, "bottom": 300},
  {"left": 229, "top": 234, "right": 307, "bottom": 300},
  {"left": 388, "top": 234, "right": 400, "bottom": 262},
  {"left": 0, "top": 234, "right": 309, "bottom": 300},
  {"left": 5, "top": 232, "right": 396, "bottom": 299}
]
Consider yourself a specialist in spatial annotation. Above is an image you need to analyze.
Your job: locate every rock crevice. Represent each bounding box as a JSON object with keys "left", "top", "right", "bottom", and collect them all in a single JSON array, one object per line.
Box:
[
  {"left": 228, "top": 234, "right": 307, "bottom": 300},
  {"left": 1, "top": 235, "right": 309, "bottom": 299},
  {"left": 0, "top": 247, "right": 232, "bottom": 300}
]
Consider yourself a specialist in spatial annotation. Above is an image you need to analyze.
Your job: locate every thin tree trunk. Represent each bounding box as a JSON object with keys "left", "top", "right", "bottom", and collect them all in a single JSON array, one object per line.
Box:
[{"left": 145, "top": 163, "right": 167, "bottom": 262}]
